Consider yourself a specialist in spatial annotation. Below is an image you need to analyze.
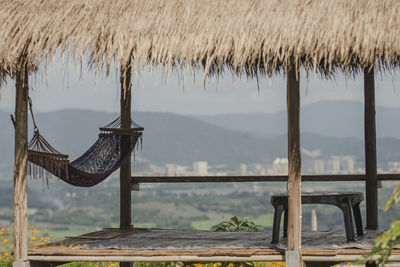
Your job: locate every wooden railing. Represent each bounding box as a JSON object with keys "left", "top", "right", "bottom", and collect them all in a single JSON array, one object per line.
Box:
[{"left": 131, "top": 173, "right": 400, "bottom": 184}]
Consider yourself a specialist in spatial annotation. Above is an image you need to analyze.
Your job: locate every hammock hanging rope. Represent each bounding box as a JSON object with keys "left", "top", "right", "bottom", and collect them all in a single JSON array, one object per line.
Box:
[{"left": 26, "top": 100, "right": 143, "bottom": 187}]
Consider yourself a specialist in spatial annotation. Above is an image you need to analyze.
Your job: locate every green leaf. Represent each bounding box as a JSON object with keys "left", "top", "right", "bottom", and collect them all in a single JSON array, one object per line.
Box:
[
  {"left": 231, "top": 216, "right": 239, "bottom": 225},
  {"left": 385, "top": 184, "right": 400, "bottom": 211},
  {"left": 359, "top": 182, "right": 400, "bottom": 266}
]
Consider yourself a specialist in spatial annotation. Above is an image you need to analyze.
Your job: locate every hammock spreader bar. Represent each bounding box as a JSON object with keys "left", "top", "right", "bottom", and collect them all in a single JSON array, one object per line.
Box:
[{"left": 27, "top": 117, "right": 143, "bottom": 187}]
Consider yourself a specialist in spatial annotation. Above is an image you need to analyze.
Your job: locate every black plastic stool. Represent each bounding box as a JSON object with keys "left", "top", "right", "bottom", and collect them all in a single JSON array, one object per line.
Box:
[{"left": 270, "top": 192, "right": 364, "bottom": 243}]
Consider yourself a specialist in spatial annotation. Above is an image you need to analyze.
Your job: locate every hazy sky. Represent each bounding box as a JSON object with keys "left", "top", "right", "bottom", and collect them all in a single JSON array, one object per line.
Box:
[{"left": 1, "top": 59, "right": 400, "bottom": 115}]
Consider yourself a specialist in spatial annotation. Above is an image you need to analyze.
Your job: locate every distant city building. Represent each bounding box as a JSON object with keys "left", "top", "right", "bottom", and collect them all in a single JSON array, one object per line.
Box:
[
  {"left": 165, "top": 164, "right": 189, "bottom": 176},
  {"left": 392, "top": 168, "right": 400, "bottom": 173},
  {"left": 322, "top": 155, "right": 357, "bottom": 174},
  {"left": 389, "top": 162, "right": 400, "bottom": 173},
  {"left": 165, "top": 164, "right": 176, "bottom": 176},
  {"left": 313, "top": 159, "right": 325, "bottom": 174},
  {"left": 138, "top": 154, "right": 369, "bottom": 177},
  {"left": 254, "top": 164, "right": 266, "bottom": 175},
  {"left": 148, "top": 164, "right": 165, "bottom": 176},
  {"left": 343, "top": 156, "right": 355, "bottom": 173},
  {"left": 272, "top": 158, "right": 288, "bottom": 175},
  {"left": 329, "top": 157, "right": 341, "bottom": 174},
  {"left": 193, "top": 161, "right": 208, "bottom": 176},
  {"left": 240, "top": 163, "right": 247, "bottom": 175}
]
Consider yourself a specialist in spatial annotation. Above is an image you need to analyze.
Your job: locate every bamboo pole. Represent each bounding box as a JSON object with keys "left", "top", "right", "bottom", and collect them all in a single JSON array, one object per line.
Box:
[
  {"left": 13, "top": 58, "right": 29, "bottom": 266},
  {"left": 364, "top": 66, "right": 378, "bottom": 230},
  {"left": 286, "top": 67, "right": 302, "bottom": 267},
  {"left": 120, "top": 59, "right": 132, "bottom": 230}
]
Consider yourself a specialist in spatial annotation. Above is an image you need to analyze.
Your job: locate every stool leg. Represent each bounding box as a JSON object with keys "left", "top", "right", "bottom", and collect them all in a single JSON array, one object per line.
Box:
[
  {"left": 272, "top": 205, "right": 284, "bottom": 243},
  {"left": 352, "top": 202, "right": 363, "bottom": 236},
  {"left": 339, "top": 200, "right": 356, "bottom": 241},
  {"left": 283, "top": 208, "right": 288, "bottom": 238}
]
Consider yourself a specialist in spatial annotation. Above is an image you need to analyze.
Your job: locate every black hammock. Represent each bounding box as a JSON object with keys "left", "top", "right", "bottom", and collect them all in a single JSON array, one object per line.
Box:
[{"left": 27, "top": 117, "right": 143, "bottom": 187}]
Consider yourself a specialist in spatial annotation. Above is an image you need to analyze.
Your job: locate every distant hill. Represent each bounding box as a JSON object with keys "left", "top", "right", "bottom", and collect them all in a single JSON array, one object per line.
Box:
[
  {"left": 0, "top": 110, "right": 281, "bottom": 168},
  {"left": 0, "top": 107, "right": 400, "bottom": 171},
  {"left": 195, "top": 100, "right": 400, "bottom": 139},
  {"left": 0, "top": 111, "right": 13, "bottom": 168}
]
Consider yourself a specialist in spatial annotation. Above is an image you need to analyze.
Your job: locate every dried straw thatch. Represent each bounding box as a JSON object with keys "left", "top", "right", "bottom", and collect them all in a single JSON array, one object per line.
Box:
[{"left": 0, "top": 0, "right": 399, "bottom": 78}]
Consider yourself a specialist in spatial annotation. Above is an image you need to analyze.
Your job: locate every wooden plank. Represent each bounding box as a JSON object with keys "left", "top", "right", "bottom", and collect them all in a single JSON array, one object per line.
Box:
[
  {"left": 131, "top": 174, "right": 371, "bottom": 183},
  {"left": 28, "top": 255, "right": 285, "bottom": 263},
  {"left": 378, "top": 173, "right": 400, "bottom": 181},
  {"left": 28, "top": 254, "right": 400, "bottom": 263},
  {"left": 29, "top": 247, "right": 400, "bottom": 258},
  {"left": 286, "top": 67, "right": 302, "bottom": 255},
  {"left": 364, "top": 66, "right": 378, "bottom": 230},
  {"left": 29, "top": 246, "right": 400, "bottom": 258},
  {"left": 14, "top": 59, "right": 29, "bottom": 262},
  {"left": 29, "top": 248, "right": 282, "bottom": 257},
  {"left": 132, "top": 175, "right": 287, "bottom": 183},
  {"left": 120, "top": 60, "right": 132, "bottom": 230},
  {"left": 28, "top": 245, "right": 400, "bottom": 258},
  {"left": 131, "top": 174, "right": 400, "bottom": 184}
]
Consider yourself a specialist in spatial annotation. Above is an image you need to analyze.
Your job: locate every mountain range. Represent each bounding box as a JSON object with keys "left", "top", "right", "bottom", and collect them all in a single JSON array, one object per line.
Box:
[
  {"left": 195, "top": 100, "right": 400, "bottom": 139},
  {"left": 0, "top": 100, "right": 399, "bottom": 171}
]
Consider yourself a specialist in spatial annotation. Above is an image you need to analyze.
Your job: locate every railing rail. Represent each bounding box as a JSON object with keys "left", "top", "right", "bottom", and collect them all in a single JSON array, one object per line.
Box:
[{"left": 130, "top": 173, "right": 400, "bottom": 184}]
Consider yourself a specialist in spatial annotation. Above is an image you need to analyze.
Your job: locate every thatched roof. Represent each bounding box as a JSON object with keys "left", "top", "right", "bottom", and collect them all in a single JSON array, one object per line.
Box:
[{"left": 0, "top": 0, "right": 400, "bottom": 78}]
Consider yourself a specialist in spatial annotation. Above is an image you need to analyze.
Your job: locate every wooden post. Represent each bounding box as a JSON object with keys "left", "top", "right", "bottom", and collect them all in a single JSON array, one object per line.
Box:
[
  {"left": 364, "top": 66, "right": 378, "bottom": 230},
  {"left": 286, "top": 67, "right": 302, "bottom": 267},
  {"left": 120, "top": 59, "right": 132, "bottom": 230},
  {"left": 311, "top": 210, "right": 317, "bottom": 232},
  {"left": 120, "top": 60, "right": 133, "bottom": 267},
  {"left": 13, "top": 59, "right": 29, "bottom": 267}
]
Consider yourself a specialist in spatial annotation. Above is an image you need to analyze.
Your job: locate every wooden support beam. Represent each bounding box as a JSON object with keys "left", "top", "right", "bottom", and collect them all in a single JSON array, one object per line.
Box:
[
  {"left": 28, "top": 254, "right": 400, "bottom": 264},
  {"left": 286, "top": 67, "right": 302, "bottom": 266},
  {"left": 13, "top": 59, "right": 29, "bottom": 265},
  {"left": 120, "top": 60, "right": 133, "bottom": 267},
  {"left": 378, "top": 173, "right": 400, "bottom": 181},
  {"left": 364, "top": 66, "right": 378, "bottom": 230},
  {"left": 130, "top": 174, "right": 400, "bottom": 184},
  {"left": 120, "top": 59, "right": 132, "bottom": 230},
  {"left": 131, "top": 174, "right": 374, "bottom": 183},
  {"left": 28, "top": 255, "right": 285, "bottom": 263}
]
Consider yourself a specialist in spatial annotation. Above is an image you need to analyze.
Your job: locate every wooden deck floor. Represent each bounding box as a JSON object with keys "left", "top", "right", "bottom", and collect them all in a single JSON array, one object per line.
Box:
[{"left": 28, "top": 228, "right": 400, "bottom": 263}]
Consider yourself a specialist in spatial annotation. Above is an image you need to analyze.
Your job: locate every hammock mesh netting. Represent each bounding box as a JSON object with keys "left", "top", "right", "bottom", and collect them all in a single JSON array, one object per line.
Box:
[{"left": 27, "top": 117, "right": 143, "bottom": 187}]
